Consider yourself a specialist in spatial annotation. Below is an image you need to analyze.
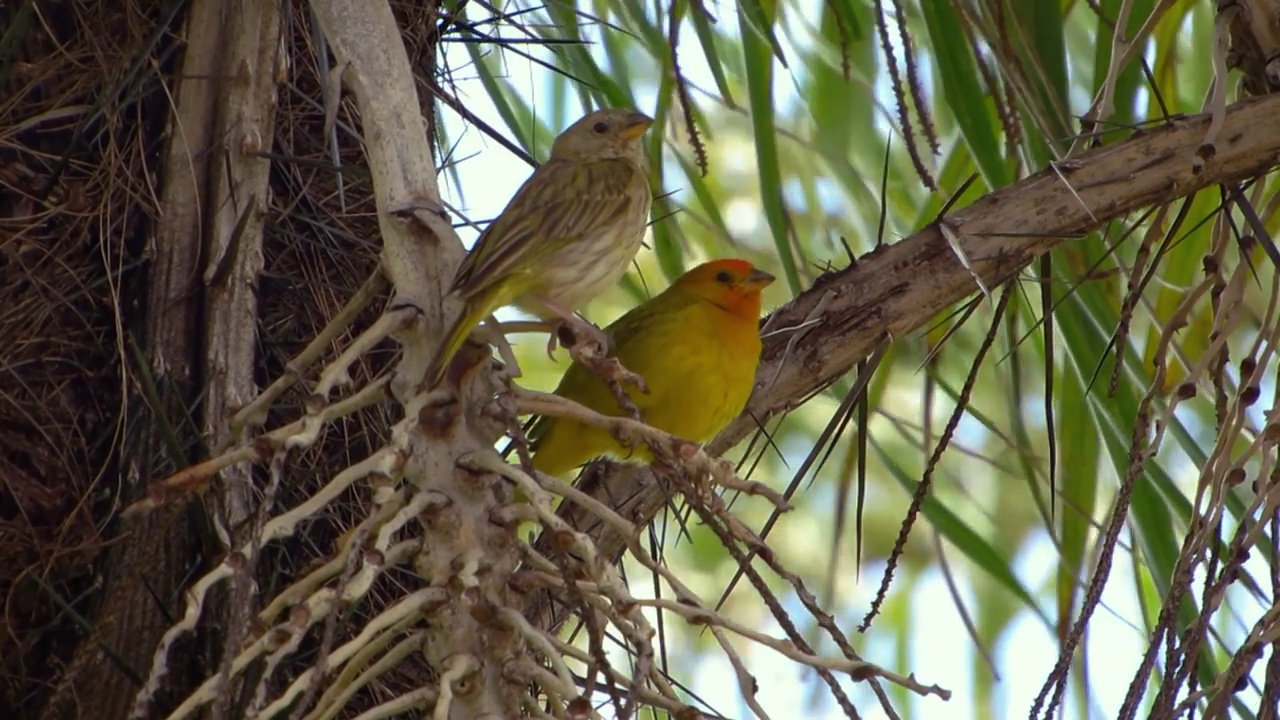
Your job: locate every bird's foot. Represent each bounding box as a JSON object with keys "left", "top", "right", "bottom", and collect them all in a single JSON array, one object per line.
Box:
[
  {"left": 566, "top": 338, "right": 649, "bottom": 396},
  {"left": 552, "top": 314, "right": 608, "bottom": 353},
  {"left": 478, "top": 318, "right": 523, "bottom": 379},
  {"left": 535, "top": 297, "right": 606, "bottom": 361},
  {"left": 544, "top": 329, "right": 560, "bottom": 361},
  {"left": 541, "top": 306, "right": 649, "bottom": 395}
]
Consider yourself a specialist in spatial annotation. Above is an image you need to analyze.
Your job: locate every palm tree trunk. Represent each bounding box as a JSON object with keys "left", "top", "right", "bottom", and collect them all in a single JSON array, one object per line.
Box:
[{"left": 43, "top": 1, "right": 280, "bottom": 716}]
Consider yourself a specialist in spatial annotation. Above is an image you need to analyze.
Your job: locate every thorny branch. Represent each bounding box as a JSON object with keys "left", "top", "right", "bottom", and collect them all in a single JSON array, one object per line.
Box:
[{"left": 470, "top": 451, "right": 949, "bottom": 715}]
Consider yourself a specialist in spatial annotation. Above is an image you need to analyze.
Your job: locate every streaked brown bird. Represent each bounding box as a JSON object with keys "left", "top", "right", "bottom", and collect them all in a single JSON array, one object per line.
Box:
[{"left": 425, "top": 108, "right": 654, "bottom": 387}]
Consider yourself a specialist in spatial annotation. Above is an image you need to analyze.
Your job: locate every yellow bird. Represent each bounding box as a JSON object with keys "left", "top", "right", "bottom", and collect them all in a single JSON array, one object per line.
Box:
[{"left": 527, "top": 259, "right": 775, "bottom": 477}]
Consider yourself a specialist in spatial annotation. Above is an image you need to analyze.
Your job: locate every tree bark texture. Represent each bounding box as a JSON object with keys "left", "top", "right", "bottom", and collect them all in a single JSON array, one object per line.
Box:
[
  {"left": 43, "top": 1, "right": 281, "bottom": 717},
  {"left": 309, "top": 0, "right": 532, "bottom": 715}
]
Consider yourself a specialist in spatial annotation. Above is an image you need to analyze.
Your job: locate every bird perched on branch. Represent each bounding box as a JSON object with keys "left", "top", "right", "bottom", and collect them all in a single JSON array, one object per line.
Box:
[
  {"left": 527, "top": 259, "right": 775, "bottom": 478},
  {"left": 425, "top": 107, "right": 655, "bottom": 388}
]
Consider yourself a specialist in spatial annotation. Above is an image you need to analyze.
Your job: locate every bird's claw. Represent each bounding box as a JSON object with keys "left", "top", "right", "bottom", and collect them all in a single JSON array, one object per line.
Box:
[
  {"left": 548, "top": 315, "right": 648, "bottom": 393},
  {"left": 597, "top": 357, "right": 649, "bottom": 395},
  {"left": 544, "top": 316, "right": 602, "bottom": 362},
  {"left": 566, "top": 316, "right": 609, "bottom": 353},
  {"left": 568, "top": 341, "right": 648, "bottom": 395},
  {"left": 581, "top": 323, "right": 610, "bottom": 354}
]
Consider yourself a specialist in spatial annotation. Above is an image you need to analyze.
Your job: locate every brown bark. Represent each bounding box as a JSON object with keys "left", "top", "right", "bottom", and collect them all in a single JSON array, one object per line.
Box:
[
  {"left": 42, "top": 1, "right": 281, "bottom": 717},
  {"left": 526, "top": 92, "right": 1280, "bottom": 631},
  {"left": 198, "top": 3, "right": 281, "bottom": 713}
]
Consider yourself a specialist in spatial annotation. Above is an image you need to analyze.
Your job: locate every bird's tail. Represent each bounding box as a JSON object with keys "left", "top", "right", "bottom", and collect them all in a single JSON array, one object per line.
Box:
[{"left": 425, "top": 299, "right": 490, "bottom": 388}]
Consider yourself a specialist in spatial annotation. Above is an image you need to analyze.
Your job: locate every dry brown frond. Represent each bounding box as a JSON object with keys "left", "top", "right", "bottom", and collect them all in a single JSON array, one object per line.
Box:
[{"left": 0, "top": 1, "right": 164, "bottom": 712}]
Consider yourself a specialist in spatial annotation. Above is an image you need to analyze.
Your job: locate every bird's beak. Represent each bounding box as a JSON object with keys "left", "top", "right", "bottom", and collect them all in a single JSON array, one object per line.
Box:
[
  {"left": 617, "top": 111, "right": 655, "bottom": 140},
  {"left": 744, "top": 268, "right": 776, "bottom": 290}
]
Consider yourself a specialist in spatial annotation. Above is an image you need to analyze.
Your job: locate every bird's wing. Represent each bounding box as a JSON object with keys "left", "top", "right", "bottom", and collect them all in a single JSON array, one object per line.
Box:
[
  {"left": 598, "top": 290, "right": 686, "bottom": 353},
  {"left": 449, "top": 159, "right": 647, "bottom": 299}
]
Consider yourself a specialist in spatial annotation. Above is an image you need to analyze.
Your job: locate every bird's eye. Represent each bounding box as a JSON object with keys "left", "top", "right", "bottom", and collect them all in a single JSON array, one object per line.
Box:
[
  {"left": 592, "top": 121, "right": 609, "bottom": 134},
  {"left": 715, "top": 271, "right": 733, "bottom": 284}
]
